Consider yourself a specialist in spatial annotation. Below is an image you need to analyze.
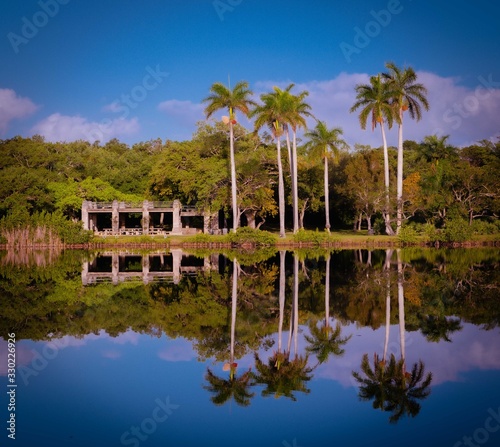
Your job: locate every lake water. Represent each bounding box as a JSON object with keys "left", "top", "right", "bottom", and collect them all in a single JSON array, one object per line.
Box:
[{"left": 1, "top": 248, "right": 499, "bottom": 447}]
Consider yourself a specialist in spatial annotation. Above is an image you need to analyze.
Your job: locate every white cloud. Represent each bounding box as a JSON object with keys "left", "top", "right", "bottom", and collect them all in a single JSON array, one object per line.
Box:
[
  {"left": 158, "top": 99, "right": 204, "bottom": 127},
  {"left": 253, "top": 72, "right": 500, "bottom": 148},
  {"left": 158, "top": 338, "right": 196, "bottom": 362},
  {"left": 102, "top": 101, "right": 123, "bottom": 113},
  {"left": 31, "top": 113, "right": 140, "bottom": 143},
  {"left": 0, "top": 88, "right": 38, "bottom": 134}
]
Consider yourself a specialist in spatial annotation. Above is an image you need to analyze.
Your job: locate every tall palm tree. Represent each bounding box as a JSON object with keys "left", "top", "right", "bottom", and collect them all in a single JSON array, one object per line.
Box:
[
  {"left": 350, "top": 74, "right": 396, "bottom": 235},
  {"left": 305, "top": 122, "right": 348, "bottom": 232},
  {"left": 203, "top": 81, "right": 256, "bottom": 231},
  {"left": 250, "top": 88, "right": 289, "bottom": 237},
  {"left": 281, "top": 85, "right": 314, "bottom": 233},
  {"left": 382, "top": 63, "right": 429, "bottom": 234}
]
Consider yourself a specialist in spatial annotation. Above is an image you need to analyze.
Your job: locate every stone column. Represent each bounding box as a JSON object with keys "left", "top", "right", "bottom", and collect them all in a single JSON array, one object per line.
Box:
[
  {"left": 171, "top": 248, "right": 182, "bottom": 284},
  {"left": 112, "top": 253, "right": 119, "bottom": 285},
  {"left": 82, "top": 259, "right": 89, "bottom": 285},
  {"left": 142, "top": 200, "right": 150, "bottom": 235},
  {"left": 82, "top": 200, "right": 89, "bottom": 230},
  {"left": 112, "top": 200, "right": 119, "bottom": 234},
  {"left": 171, "top": 200, "right": 182, "bottom": 235},
  {"left": 142, "top": 254, "right": 150, "bottom": 284}
]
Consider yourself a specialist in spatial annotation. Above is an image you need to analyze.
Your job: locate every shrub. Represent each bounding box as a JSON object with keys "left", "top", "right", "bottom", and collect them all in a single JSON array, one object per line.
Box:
[
  {"left": 397, "top": 225, "right": 419, "bottom": 245},
  {"left": 226, "top": 227, "right": 277, "bottom": 246},
  {"left": 470, "top": 219, "right": 499, "bottom": 235},
  {"left": 442, "top": 218, "right": 473, "bottom": 242}
]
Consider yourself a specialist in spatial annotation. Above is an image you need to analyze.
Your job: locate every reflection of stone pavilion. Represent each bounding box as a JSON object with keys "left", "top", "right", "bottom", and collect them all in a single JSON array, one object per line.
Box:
[
  {"left": 81, "top": 200, "right": 220, "bottom": 236},
  {"left": 82, "top": 250, "right": 219, "bottom": 285}
]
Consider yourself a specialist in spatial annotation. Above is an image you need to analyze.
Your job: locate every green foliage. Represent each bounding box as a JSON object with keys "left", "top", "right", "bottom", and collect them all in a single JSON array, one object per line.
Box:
[
  {"left": 292, "top": 229, "right": 337, "bottom": 246},
  {"left": 470, "top": 219, "right": 500, "bottom": 235},
  {"left": 397, "top": 225, "right": 419, "bottom": 245},
  {"left": 442, "top": 218, "right": 473, "bottom": 242},
  {"left": 226, "top": 227, "right": 277, "bottom": 246}
]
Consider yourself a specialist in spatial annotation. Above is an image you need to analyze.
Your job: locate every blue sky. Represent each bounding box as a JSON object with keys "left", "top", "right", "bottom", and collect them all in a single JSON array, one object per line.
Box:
[{"left": 1, "top": 0, "right": 499, "bottom": 147}]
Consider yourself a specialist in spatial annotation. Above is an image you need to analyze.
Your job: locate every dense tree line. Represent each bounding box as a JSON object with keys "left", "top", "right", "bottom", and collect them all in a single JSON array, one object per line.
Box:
[{"left": 1, "top": 130, "right": 498, "bottom": 240}]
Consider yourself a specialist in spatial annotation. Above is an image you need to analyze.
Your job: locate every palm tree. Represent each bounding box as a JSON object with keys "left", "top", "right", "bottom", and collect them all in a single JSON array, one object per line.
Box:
[
  {"left": 384, "top": 358, "right": 433, "bottom": 423},
  {"left": 281, "top": 85, "right": 314, "bottom": 233},
  {"left": 250, "top": 88, "right": 289, "bottom": 237},
  {"left": 305, "top": 253, "right": 351, "bottom": 364},
  {"left": 382, "top": 63, "right": 429, "bottom": 234},
  {"left": 204, "top": 368, "right": 255, "bottom": 407},
  {"left": 253, "top": 351, "right": 313, "bottom": 401},
  {"left": 352, "top": 353, "right": 432, "bottom": 423},
  {"left": 203, "top": 257, "right": 255, "bottom": 407},
  {"left": 350, "top": 74, "right": 396, "bottom": 235},
  {"left": 203, "top": 81, "right": 256, "bottom": 231},
  {"left": 383, "top": 249, "right": 394, "bottom": 362},
  {"left": 416, "top": 134, "right": 457, "bottom": 164},
  {"left": 305, "top": 121, "right": 348, "bottom": 232}
]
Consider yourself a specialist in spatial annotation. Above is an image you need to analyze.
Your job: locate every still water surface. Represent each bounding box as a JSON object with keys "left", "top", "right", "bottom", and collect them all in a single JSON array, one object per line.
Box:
[{"left": 1, "top": 248, "right": 499, "bottom": 447}]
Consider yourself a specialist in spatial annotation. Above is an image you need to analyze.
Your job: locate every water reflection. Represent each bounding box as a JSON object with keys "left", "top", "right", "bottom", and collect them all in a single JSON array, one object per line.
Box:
[
  {"left": 82, "top": 249, "right": 217, "bottom": 285},
  {"left": 1, "top": 247, "right": 500, "bottom": 445},
  {"left": 352, "top": 249, "right": 433, "bottom": 423}
]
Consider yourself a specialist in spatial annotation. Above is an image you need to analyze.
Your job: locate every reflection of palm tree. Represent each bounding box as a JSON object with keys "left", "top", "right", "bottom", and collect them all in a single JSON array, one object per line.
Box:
[
  {"left": 352, "top": 353, "right": 432, "bottom": 423},
  {"left": 253, "top": 253, "right": 314, "bottom": 400},
  {"left": 353, "top": 250, "right": 433, "bottom": 422},
  {"left": 253, "top": 352, "right": 313, "bottom": 401},
  {"left": 305, "top": 254, "right": 351, "bottom": 364},
  {"left": 384, "top": 358, "right": 432, "bottom": 423},
  {"left": 383, "top": 249, "right": 394, "bottom": 362},
  {"left": 203, "top": 258, "right": 255, "bottom": 407},
  {"left": 305, "top": 321, "right": 351, "bottom": 364},
  {"left": 353, "top": 353, "right": 398, "bottom": 412},
  {"left": 204, "top": 368, "right": 255, "bottom": 407}
]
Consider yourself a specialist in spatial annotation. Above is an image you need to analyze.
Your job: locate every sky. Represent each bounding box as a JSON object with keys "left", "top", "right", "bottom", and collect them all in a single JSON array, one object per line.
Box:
[{"left": 1, "top": 0, "right": 499, "bottom": 148}]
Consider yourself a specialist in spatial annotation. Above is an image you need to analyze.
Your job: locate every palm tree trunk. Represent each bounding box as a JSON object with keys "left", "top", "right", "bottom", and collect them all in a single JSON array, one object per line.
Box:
[
  {"left": 396, "top": 111, "right": 404, "bottom": 234},
  {"left": 230, "top": 258, "right": 238, "bottom": 365},
  {"left": 324, "top": 156, "right": 330, "bottom": 232},
  {"left": 292, "top": 131, "right": 299, "bottom": 233},
  {"left": 293, "top": 254, "right": 299, "bottom": 357},
  {"left": 229, "top": 122, "right": 238, "bottom": 232},
  {"left": 381, "top": 123, "right": 394, "bottom": 235},
  {"left": 397, "top": 249, "right": 405, "bottom": 368},
  {"left": 277, "top": 137, "right": 286, "bottom": 238},
  {"left": 278, "top": 251, "right": 286, "bottom": 353},
  {"left": 325, "top": 253, "right": 330, "bottom": 328},
  {"left": 383, "top": 249, "right": 393, "bottom": 362}
]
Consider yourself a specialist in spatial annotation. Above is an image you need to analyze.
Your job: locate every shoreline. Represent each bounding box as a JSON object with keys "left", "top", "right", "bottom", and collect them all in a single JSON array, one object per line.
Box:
[{"left": 1, "top": 232, "right": 499, "bottom": 251}]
